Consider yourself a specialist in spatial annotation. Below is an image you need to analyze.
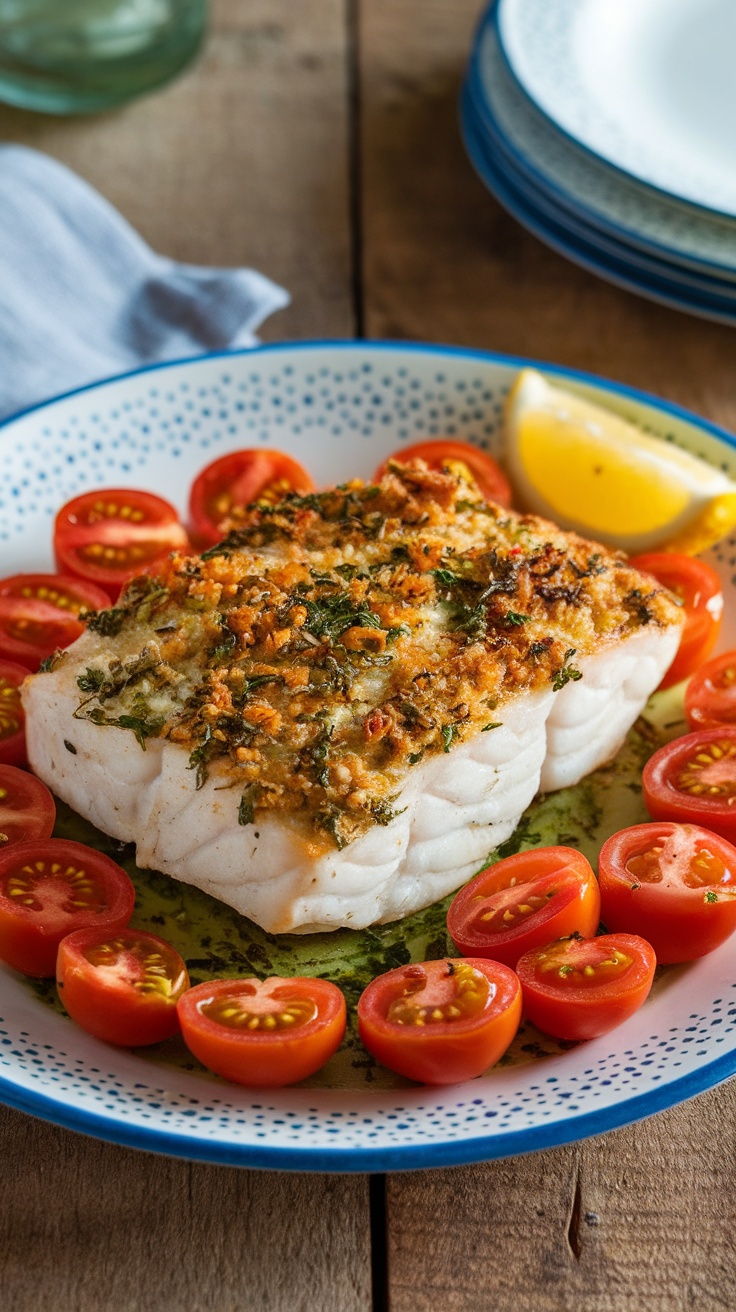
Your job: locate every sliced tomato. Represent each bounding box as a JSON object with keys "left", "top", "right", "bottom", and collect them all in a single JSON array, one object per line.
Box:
[
  {"left": 54, "top": 489, "right": 188, "bottom": 601},
  {"left": 685, "top": 650, "right": 736, "bottom": 731},
  {"left": 0, "top": 765, "right": 55, "bottom": 851},
  {"left": 643, "top": 727, "right": 736, "bottom": 843},
  {"left": 0, "top": 574, "right": 110, "bottom": 670},
  {"left": 447, "top": 846, "right": 600, "bottom": 968},
  {"left": 57, "top": 928, "right": 189, "bottom": 1046},
  {"left": 629, "top": 553, "right": 723, "bottom": 689},
  {"left": 0, "top": 660, "right": 31, "bottom": 767},
  {"left": 357, "top": 958, "right": 521, "bottom": 1085},
  {"left": 516, "top": 933, "right": 656, "bottom": 1042},
  {"left": 373, "top": 439, "right": 512, "bottom": 506},
  {"left": 189, "top": 450, "right": 316, "bottom": 547},
  {"left": 177, "top": 976, "right": 346, "bottom": 1086},
  {"left": 0, "top": 838, "right": 135, "bottom": 977},
  {"left": 599, "top": 822, "right": 736, "bottom": 963}
]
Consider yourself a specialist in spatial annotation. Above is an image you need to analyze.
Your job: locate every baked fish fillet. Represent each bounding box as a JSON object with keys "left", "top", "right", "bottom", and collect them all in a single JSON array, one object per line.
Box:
[{"left": 23, "top": 463, "right": 682, "bottom": 933}]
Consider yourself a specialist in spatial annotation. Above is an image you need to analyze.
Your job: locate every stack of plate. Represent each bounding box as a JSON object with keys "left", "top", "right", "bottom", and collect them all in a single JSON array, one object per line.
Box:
[{"left": 461, "top": 0, "right": 736, "bottom": 323}]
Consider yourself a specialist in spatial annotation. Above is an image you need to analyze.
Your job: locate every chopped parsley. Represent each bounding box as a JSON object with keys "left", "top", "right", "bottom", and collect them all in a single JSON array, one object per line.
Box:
[
  {"left": 76, "top": 667, "right": 106, "bottom": 694},
  {"left": 134, "top": 585, "right": 170, "bottom": 624},
  {"left": 237, "top": 673, "right": 283, "bottom": 701},
  {"left": 39, "top": 650, "right": 64, "bottom": 673},
  {"left": 551, "top": 649, "right": 583, "bottom": 692},
  {"left": 80, "top": 706, "right": 165, "bottom": 751},
  {"left": 442, "top": 723, "right": 460, "bottom": 752},
  {"left": 386, "top": 625, "right": 411, "bottom": 644},
  {"left": 432, "top": 567, "right": 465, "bottom": 587},
  {"left": 238, "top": 787, "right": 258, "bottom": 826},
  {"left": 284, "top": 590, "right": 382, "bottom": 645},
  {"left": 187, "top": 724, "right": 215, "bottom": 789},
  {"left": 449, "top": 599, "right": 489, "bottom": 640},
  {"left": 209, "top": 631, "right": 238, "bottom": 664},
  {"left": 368, "top": 798, "right": 407, "bottom": 826},
  {"left": 315, "top": 804, "right": 348, "bottom": 850},
  {"left": 529, "top": 640, "right": 552, "bottom": 660},
  {"left": 298, "top": 713, "right": 334, "bottom": 787},
  {"left": 86, "top": 607, "right": 127, "bottom": 637}
]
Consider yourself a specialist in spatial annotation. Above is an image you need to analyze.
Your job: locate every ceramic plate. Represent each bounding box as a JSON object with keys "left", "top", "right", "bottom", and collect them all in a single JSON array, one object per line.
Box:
[
  {"left": 497, "top": 0, "right": 736, "bottom": 219},
  {"left": 2, "top": 341, "right": 736, "bottom": 1172},
  {"left": 461, "top": 88, "right": 736, "bottom": 327},
  {"left": 463, "top": 75, "right": 736, "bottom": 309},
  {"left": 470, "top": 2, "right": 736, "bottom": 281}
]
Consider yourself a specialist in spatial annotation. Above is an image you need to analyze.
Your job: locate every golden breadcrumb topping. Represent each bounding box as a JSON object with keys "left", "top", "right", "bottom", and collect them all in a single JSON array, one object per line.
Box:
[{"left": 50, "top": 462, "right": 683, "bottom": 849}]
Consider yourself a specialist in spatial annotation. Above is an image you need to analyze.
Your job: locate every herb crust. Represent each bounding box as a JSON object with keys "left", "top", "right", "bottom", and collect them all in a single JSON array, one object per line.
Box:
[{"left": 49, "top": 461, "right": 682, "bottom": 849}]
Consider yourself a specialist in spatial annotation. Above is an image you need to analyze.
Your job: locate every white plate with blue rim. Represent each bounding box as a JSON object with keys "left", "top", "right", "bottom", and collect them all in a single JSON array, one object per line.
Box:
[
  {"left": 470, "top": 0, "right": 736, "bottom": 282},
  {"left": 462, "top": 72, "right": 736, "bottom": 312},
  {"left": 2, "top": 340, "right": 736, "bottom": 1172},
  {"left": 496, "top": 0, "right": 736, "bottom": 221},
  {"left": 460, "top": 86, "right": 736, "bottom": 327}
]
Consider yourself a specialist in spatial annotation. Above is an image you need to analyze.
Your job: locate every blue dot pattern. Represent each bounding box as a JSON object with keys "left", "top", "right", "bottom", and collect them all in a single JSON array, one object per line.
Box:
[
  {"left": 1, "top": 342, "right": 735, "bottom": 1167},
  {"left": 1, "top": 977, "right": 735, "bottom": 1159}
]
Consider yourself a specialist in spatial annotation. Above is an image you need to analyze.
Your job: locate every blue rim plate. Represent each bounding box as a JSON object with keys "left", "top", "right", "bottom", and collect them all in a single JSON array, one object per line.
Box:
[
  {"left": 463, "top": 76, "right": 736, "bottom": 304},
  {"left": 463, "top": 77, "right": 736, "bottom": 307},
  {"left": 495, "top": 0, "right": 736, "bottom": 223},
  {"left": 468, "top": 0, "right": 736, "bottom": 282},
  {"left": 461, "top": 85, "right": 736, "bottom": 326},
  {"left": 2, "top": 340, "right": 736, "bottom": 1172}
]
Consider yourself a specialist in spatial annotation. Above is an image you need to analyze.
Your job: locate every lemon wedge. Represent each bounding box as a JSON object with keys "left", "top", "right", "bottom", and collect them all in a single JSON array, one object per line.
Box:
[{"left": 504, "top": 368, "right": 736, "bottom": 554}]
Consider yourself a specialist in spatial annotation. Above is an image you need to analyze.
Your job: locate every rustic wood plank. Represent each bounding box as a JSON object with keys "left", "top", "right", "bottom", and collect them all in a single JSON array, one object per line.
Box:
[
  {"left": 0, "top": 0, "right": 354, "bottom": 342},
  {"left": 386, "top": 1085, "right": 736, "bottom": 1312},
  {"left": 360, "top": 2, "right": 736, "bottom": 1307},
  {"left": 0, "top": 5, "right": 369, "bottom": 1311},
  {"left": 0, "top": 1106, "right": 370, "bottom": 1312}
]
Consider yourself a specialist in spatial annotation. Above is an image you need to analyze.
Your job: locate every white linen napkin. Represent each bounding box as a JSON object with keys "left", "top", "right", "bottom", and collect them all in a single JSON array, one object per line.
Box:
[{"left": 0, "top": 144, "right": 289, "bottom": 420}]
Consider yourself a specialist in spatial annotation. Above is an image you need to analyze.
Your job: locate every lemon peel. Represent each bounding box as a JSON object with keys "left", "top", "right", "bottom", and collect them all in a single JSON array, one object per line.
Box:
[
  {"left": 660, "top": 492, "right": 736, "bottom": 556},
  {"left": 504, "top": 368, "right": 736, "bottom": 555}
]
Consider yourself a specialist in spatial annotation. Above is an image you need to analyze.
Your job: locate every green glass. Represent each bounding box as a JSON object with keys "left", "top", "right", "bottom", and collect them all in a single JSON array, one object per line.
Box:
[{"left": 0, "top": 0, "right": 207, "bottom": 114}]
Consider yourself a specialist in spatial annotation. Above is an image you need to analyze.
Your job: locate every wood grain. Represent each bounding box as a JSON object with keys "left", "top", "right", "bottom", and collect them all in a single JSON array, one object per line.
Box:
[
  {"left": 0, "top": 0, "right": 354, "bottom": 342},
  {"left": 385, "top": 1085, "right": 736, "bottom": 1311},
  {"left": 359, "top": 1, "right": 736, "bottom": 1307},
  {"left": 0, "top": 1106, "right": 370, "bottom": 1312},
  {"left": 0, "top": 5, "right": 369, "bottom": 1311}
]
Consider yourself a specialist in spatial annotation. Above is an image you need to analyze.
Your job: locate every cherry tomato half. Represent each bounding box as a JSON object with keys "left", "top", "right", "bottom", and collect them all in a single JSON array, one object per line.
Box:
[
  {"left": 516, "top": 934, "right": 656, "bottom": 1042},
  {"left": 374, "top": 439, "right": 512, "bottom": 507},
  {"left": 0, "top": 839, "right": 135, "bottom": 977},
  {"left": 57, "top": 928, "right": 189, "bottom": 1046},
  {"left": 54, "top": 489, "right": 188, "bottom": 601},
  {"left": 357, "top": 958, "right": 521, "bottom": 1085},
  {"left": 0, "top": 574, "right": 110, "bottom": 670},
  {"left": 189, "top": 450, "right": 316, "bottom": 548},
  {"left": 0, "top": 660, "right": 31, "bottom": 767},
  {"left": 177, "top": 976, "right": 346, "bottom": 1086},
  {"left": 0, "top": 764, "right": 56, "bottom": 850},
  {"left": 642, "top": 727, "right": 736, "bottom": 844},
  {"left": 447, "top": 847, "right": 600, "bottom": 968},
  {"left": 599, "top": 822, "right": 736, "bottom": 963},
  {"left": 685, "top": 650, "right": 736, "bottom": 731},
  {"left": 629, "top": 553, "right": 723, "bottom": 689}
]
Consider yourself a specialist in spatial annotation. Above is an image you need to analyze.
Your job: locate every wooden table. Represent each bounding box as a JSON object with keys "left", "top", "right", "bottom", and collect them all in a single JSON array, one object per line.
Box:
[{"left": 1, "top": 3, "right": 735, "bottom": 1308}]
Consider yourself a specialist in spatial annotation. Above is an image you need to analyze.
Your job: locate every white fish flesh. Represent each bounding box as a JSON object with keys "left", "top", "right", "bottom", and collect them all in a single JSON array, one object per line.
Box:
[{"left": 22, "top": 464, "right": 683, "bottom": 933}]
